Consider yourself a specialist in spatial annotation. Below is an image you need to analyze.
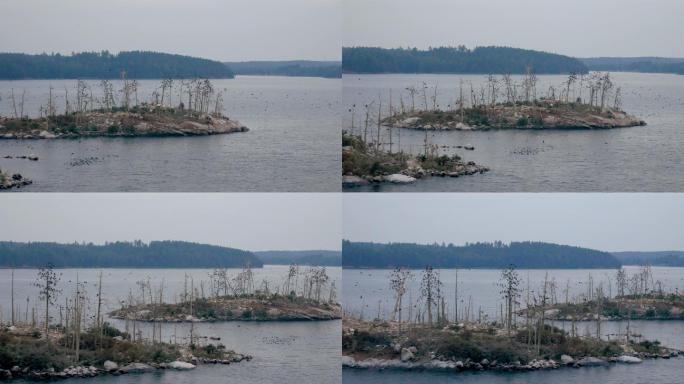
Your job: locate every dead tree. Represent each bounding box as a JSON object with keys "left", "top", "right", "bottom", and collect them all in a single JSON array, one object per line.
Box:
[{"left": 35, "top": 264, "right": 62, "bottom": 342}]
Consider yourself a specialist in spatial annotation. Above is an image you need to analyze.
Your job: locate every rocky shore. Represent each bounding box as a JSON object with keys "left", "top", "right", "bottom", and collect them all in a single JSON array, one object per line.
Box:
[
  {"left": 383, "top": 101, "right": 646, "bottom": 131},
  {"left": 342, "top": 132, "right": 488, "bottom": 188},
  {"left": 109, "top": 294, "right": 342, "bottom": 322},
  {"left": 0, "top": 106, "right": 248, "bottom": 139},
  {"left": 0, "top": 169, "right": 31, "bottom": 190},
  {"left": 0, "top": 323, "right": 250, "bottom": 381},
  {"left": 342, "top": 317, "right": 679, "bottom": 375}
]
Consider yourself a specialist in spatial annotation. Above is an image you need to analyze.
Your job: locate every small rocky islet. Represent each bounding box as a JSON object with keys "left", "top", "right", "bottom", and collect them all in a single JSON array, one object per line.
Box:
[
  {"left": 524, "top": 292, "right": 684, "bottom": 321},
  {"left": 0, "top": 105, "right": 248, "bottom": 139},
  {"left": 342, "top": 132, "right": 489, "bottom": 187},
  {"left": 109, "top": 294, "right": 342, "bottom": 322}
]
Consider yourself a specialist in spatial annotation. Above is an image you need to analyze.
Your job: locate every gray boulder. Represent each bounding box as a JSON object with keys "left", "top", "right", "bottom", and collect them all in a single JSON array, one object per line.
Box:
[
  {"left": 103, "top": 361, "right": 118, "bottom": 371},
  {"left": 400, "top": 348, "right": 414, "bottom": 362}
]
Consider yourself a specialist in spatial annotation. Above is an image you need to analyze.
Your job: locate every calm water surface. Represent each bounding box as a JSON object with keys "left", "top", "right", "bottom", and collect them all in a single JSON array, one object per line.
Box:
[
  {"left": 0, "top": 76, "right": 340, "bottom": 192},
  {"left": 0, "top": 266, "right": 341, "bottom": 384},
  {"left": 343, "top": 72, "right": 684, "bottom": 192}
]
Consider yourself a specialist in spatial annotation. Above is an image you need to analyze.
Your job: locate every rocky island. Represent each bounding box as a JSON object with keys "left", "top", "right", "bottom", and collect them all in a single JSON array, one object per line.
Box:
[
  {"left": 0, "top": 169, "right": 31, "bottom": 190},
  {"left": 526, "top": 293, "right": 684, "bottom": 321},
  {"left": 0, "top": 105, "right": 248, "bottom": 139},
  {"left": 383, "top": 101, "right": 645, "bottom": 131},
  {"left": 342, "top": 132, "right": 488, "bottom": 187},
  {"left": 342, "top": 317, "right": 680, "bottom": 374},
  {"left": 109, "top": 293, "right": 342, "bottom": 322}
]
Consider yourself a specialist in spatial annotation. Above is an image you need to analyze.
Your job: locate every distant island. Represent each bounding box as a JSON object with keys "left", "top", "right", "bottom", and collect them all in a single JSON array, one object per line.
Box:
[
  {"left": 255, "top": 250, "right": 342, "bottom": 266},
  {"left": 342, "top": 241, "right": 622, "bottom": 269},
  {"left": 581, "top": 57, "right": 684, "bottom": 75},
  {"left": 0, "top": 241, "right": 263, "bottom": 268},
  {"left": 613, "top": 251, "right": 684, "bottom": 267},
  {"left": 225, "top": 60, "right": 341, "bottom": 78},
  {"left": 0, "top": 51, "right": 234, "bottom": 79},
  {"left": 342, "top": 46, "right": 588, "bottom": 74}
]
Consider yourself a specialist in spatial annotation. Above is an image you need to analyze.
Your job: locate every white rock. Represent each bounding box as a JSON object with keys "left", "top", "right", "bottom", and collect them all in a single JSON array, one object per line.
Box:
[
  {"left": 384, "top": 174, "right": 416, "bottom": 184},
  {"left": 168, "top": 361, "right": 196, "bottom": 370},
  {"left": 400, "top": 348, "right": 414, "bottom": 362},
  {"left": 617, "top": 355, "right": 642, "bottom": 364},
  {"left": 560, "top": 354, "right": 574, "bottom": 364},
  {"left": 402, "top": 117, "right": 421, "bottom": 125},
  {"left": 39, "top": 130, "right": 57, "bottom": 139},
  {"left": 103, "top": 361, "right": 118, "bottom": 371}
]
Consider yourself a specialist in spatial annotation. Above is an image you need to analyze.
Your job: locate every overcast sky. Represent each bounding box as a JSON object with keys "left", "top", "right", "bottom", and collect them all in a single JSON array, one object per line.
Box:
[
  {"left": 0, "top": 0, "right": 341, "bottom": 61},
  {"left": 0, "top": 194, "right": 341, "bottom": 251},
  {"left": 344, "top": 0, "right": 684, "bottom": 57},
  {"left": 344, "top": 194, "right": 684, "bottom": 252}
]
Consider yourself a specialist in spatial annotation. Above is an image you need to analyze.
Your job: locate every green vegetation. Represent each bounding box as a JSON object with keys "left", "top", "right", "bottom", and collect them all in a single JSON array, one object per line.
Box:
[
  {"left": 0, "top": 240, "right": 263, "bottom": 268},
  {"left": 342, "top": 132, "right": 409, "bottom": 176},
  {"left": 613, "top": 251, "right": 684, "bottom": 267},
  {"left": 0, "top": 51, "right": 234, "bottom": 79},
  {"left": 343, "top": 318, "right": 670, "bottom": 368},
  {"left": 225, "top": 60, "right": 341, "bottom": 78},
  {"left": 0, "top": 324, "right": 184, "bottom": 371},
  {"left": 581, "top": 57, "right": 684, "bottom": 75},
  {"left": 342, "top": 240, "right": 622, "bottom": 269},
  {"left": 255, "top": 250, "right": 342, "bottom": 266},
  {"left": 342, "top": 46, "right": 588, "bottom": 74}
]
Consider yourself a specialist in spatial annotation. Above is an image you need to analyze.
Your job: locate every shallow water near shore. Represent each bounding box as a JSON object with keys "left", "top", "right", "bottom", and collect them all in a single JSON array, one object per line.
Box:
[
  {"left": 0, "top": 266, "right": 341, "bottom": 384},
  {"left": 0, "top": 76, "right": 340, "bottom": 192},
  {"left": 343, "top": 72, "right": 684, "bottom": 192}
]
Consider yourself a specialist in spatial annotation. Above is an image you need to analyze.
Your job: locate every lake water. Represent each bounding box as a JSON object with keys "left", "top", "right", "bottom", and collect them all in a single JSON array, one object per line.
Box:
[
  {"left": 343, "top": 266, "right": 684, "bottom": 384},
  {"left": 0, "top": 76, "right": 340, "bottom": 192},
  {"left": 343, "top": 72, "right": 684, "bottom": 192},
  {"left": 0, "top": 266, "right": 341, "bottom": 384}
]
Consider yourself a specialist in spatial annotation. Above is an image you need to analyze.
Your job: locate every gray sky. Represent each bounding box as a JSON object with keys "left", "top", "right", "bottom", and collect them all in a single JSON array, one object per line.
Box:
[
  {"left": 0, "top": 193, "right": 341, "bottom": 251},
  {"left": 0, "top": 0, "right": 341, "bottom": 61},
  {"left": 344, "top": 0, "right": 684, "bottom": 57},
  {"left": 344, "top": 194, "right": 684, "bottom": 252}
]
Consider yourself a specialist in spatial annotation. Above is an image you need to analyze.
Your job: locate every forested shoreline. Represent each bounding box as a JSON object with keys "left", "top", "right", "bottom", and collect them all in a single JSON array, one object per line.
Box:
[
  {"left": 342, "top": 46, "right": 588, "bottom": 74},
  {"left": 342, "top": 241, "right": 622, "bottom": 269},
  {"left": 0, "top": 51, "right": 235, "bottom": 79},
  {"left": 0, "top": 241, "right": 262, "bottom": 268}
]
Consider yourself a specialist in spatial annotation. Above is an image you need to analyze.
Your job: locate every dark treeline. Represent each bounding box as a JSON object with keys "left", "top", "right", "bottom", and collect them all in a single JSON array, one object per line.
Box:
[
  {"left": 0, "top": 51, "right": 235, "bottom": 79},
  {"left": 0, "top": 240, "right": 262, "bottom": 268},
  {"left": 342, "top": 46, "right": 588, "bottom": 74},
  {"left": 582, "top": 57, "right": 684, "bottom": 75},
  {"left": 613, "top": 251, "right": 684, "bottom": 267},
  {"left": 225, "top": 60, "right": 341, "bottom": 78},
  {"left": 343, "top": 240, "right": 621, "bottom": 269},
  {"left": 255, "top": 250, "right": 342, "bottom": 266}
]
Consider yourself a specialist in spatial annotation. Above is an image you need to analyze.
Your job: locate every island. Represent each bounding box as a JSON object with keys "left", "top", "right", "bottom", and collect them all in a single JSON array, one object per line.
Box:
[
  {"left": 343, "top": 317, "right": 679, "bottom": 373},
  {"left": 342, "top": 132, "right": 488, "bottom": 187},
  {"left": 0, "top": 105, "right": 248, "bottom": 139},
  {"left": 528, "top": 292, "right": 684, "bottom": 321},
  {"left": 383, "top": 101, "right": 645, "bottom": 131},
  {"left": 0, "top": 323, "right": 250, "bottom": 381},
  {"left": 109, "top": 293, "right": 342, "bottom": 322}
]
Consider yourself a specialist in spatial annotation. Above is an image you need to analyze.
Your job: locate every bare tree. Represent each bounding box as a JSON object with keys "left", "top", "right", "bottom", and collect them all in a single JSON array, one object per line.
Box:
[{"left": 35, "top": 264, "right": 62, "bottom": 341}]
